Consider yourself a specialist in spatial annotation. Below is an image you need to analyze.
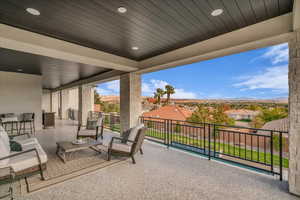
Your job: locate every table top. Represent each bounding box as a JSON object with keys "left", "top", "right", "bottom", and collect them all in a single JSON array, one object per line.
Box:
[{"left": 56, "top": 138, "right": 103, "bottom": 152}]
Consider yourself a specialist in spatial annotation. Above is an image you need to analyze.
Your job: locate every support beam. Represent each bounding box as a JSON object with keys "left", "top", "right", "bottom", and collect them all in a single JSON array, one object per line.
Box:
[
  {"left": 120, "top": 73, "right": 141, "bottom": 133},
  {"left": 138, "top": 13, "right": 293, "bottom": 74},
  {"left": 52, "top": 70, "right": 124, "bottom": 92},
  {"left": 293, "top": 0, "right": 300, "bottom": 31},
  {"left": 289, "top": 29, "right": 300, "bottom": 196},
  {"left": 78, "top": 85, "right": 93, "bottom": 126},
  {"left": 59, "top": 90, "right": 69, "bottom": 120},
  {"left": 0, "top": 23, "right": 138, "bottom": 72}
]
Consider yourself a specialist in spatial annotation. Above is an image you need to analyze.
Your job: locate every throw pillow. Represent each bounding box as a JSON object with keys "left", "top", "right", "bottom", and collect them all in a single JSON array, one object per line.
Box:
[{"left": 10, "top": 140, "right": 22, "bottom": 152}]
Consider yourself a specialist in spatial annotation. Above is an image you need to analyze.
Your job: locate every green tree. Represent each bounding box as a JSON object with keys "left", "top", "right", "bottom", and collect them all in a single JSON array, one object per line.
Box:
[
  {"left": 188, "top": 105, "right": 211, "bottom": 123},
  {"left": 94, "top": 90, "right": 102, "bottom": 104},
  {"left": 165, "top": 85, "right": 175, "bottom": 104},
  {"left": 212, "top": 105, "right": 235, "bottom": 125},
  {"left": 251, "top": 107, "right": 288, "bottom": 128},
  {"left": 187, "top": 104, "right": 234, "bottom": 125},
  {"left": 154, "top": 88, "right": 165, "bottom": 105}
]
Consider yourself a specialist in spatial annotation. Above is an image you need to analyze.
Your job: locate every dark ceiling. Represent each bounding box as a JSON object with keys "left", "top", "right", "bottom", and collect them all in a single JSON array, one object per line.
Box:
[
  {"left": 0, "top": 47, "right": 111, "bottom": 89},
  {"left": 0, "top": 0, "right": 293, "bottom": 61}
]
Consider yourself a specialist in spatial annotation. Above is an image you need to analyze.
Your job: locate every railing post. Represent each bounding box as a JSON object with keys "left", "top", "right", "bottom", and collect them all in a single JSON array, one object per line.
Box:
[
  {"left": 270, "top": 131, "right": 274, "bottom": 174},
  {"left": 167, "top": 120, "right": 170, "bottom": 147},
  {"left": 208, "top": 124, "right": 211, "bottom": 160},
  {"left": 279, "top": 132, "right": 283, "bottom": 181},
  {"left": 213, "top": 124, "right": 216, "bottom": 157}
]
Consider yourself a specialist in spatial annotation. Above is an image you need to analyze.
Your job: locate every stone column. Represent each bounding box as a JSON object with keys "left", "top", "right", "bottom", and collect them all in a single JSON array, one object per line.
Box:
[
  {"left": 50, "top": 91, "right": 53, "bottom": 112},
  {"left": 120, "top": 72, "right": 141, "bottom": 134},
  {"left": 59, "top": 90, "right": 69, "bottom": 120},
  {"left": 289, "top": 29, "right": 300, "bottom": 196},
  {"left": 78, "top": 85, "right": 93, "bottom": 126}
]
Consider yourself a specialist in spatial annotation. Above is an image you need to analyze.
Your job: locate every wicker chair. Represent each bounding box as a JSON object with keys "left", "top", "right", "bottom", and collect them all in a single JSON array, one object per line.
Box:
[{"left": 107, "top": 125, "right": 146, "bottom": 164}]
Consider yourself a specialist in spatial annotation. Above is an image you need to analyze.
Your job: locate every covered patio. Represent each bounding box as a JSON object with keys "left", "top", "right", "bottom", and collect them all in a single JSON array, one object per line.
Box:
[{"left": 0, "top": 0, "right": 300, "bottom": 199}]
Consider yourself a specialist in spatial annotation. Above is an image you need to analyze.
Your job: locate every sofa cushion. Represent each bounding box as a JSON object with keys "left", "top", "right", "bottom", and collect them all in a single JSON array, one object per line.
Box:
[
  {"left": 10, "top": 142, "right": 47, "bottom": 172},
  {"left": 0, "top": 125, "right": 10, "bottom": 152},
  {"left": 0, "top": 139, "right": 10, "bottom": 169},
  {"left": 128, "top": 124, "right": 144, "bottom": 142},
  {"left": 13, "top": 137, "right": 38, "bottom": 146}
]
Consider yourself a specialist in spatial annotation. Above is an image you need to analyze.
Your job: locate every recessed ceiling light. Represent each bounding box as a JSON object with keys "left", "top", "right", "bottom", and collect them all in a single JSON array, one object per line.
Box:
[
  {"left": 132, "top": 46, "right": 139, "bottom": 50},
  {"left": 118, "top": 7, "right": 127, "bottom": 13},
  {"left": 26, "top": 8, "right": 40, "bottom": 16},
  {"left": 17, "top": 69, "right": 23, "bottom": 72},
  {"left": 211, "top": 9, "right": 223, "bottom": 16}
]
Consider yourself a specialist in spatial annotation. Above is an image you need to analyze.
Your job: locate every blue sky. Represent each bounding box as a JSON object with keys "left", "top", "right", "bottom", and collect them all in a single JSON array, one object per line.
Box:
[{"left": 97, "top": 43, "right": 288, "bottom": 99}]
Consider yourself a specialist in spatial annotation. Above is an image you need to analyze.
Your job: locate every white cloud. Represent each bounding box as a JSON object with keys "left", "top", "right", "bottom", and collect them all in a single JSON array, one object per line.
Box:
[
  {"left": 97, "top": 80, "right": 120, "bottom": 95},
  {"left": 263, "top": 43, "right": 288, "bottom": 65},
  {"left": 233, "top": 65, "right": 288, "bottom": 93},
  {"left": 143, "top": 79, "right": 197, "bottom": 99},
  {"left": 106, "top": 80, "right": 119, "bottom": 93},
  {"left": 172, "top": 89, "right": 197, "bottom": 99},
  {"left": 97, "top": 79, "right": 198, "bottom": 99}
]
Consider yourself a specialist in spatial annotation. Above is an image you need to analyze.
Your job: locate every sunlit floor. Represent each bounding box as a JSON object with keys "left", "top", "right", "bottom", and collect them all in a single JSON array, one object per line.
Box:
[{"left": 7, "top": 120, "right": 299, "bottom": 200}]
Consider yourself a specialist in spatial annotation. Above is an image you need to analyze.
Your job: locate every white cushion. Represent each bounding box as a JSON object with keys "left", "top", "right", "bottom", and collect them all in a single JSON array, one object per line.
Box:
[
  {"left": 0, "top": 139, "right": 10, "bottom": 169},
  {"left": 112, "top": 143, "right": 131, "bottom": 153},
  {"left": 14, "top": 137, "right": 38, "bottom": 146},
  {"left": 128, "top": 124, "right": 144, "bottom": 142},
  {"left": 0, "top": 125, "right": 10, "bottom": 152},
  {"left": 9, "top": 141, "right": 47, "bottom": 172}
]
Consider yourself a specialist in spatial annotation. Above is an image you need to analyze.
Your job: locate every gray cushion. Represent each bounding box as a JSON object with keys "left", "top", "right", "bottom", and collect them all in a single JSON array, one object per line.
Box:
[{"left": 128, "top": 124, "right": 144, "bottom": 142}]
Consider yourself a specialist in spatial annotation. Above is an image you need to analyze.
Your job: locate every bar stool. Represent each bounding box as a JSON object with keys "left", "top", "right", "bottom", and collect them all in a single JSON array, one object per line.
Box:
[
  {"left": 0, "top": 113, "right": 19, "bottom": 136},
  {"left": 19, "top": 113, "right": 35, "bottom": 136}
]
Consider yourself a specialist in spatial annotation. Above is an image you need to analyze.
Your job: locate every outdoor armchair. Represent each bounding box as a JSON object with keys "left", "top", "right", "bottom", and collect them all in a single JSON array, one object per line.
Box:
[
  {"left": 77, "top": 117, "right": 104, "bottom": 140},
  {"left": 107, "top": 125, "right": 146, "bottom": 164}
]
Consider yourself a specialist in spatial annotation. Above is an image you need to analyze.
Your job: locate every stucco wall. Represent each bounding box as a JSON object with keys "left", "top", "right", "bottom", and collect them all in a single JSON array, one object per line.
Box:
[{"left": 0, "top": 71, "right": 43, "bottom": 130}]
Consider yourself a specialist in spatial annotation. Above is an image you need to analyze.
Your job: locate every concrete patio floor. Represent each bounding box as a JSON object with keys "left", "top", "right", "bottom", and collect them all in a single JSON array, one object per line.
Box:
[{"left": 9, "top": 120, "right": 295, "bottom": 200}]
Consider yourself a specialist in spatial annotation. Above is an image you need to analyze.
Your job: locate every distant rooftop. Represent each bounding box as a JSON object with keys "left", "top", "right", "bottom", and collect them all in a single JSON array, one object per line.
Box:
[{"left": 142, "top": 105, "right": 193, "bottom": 121}]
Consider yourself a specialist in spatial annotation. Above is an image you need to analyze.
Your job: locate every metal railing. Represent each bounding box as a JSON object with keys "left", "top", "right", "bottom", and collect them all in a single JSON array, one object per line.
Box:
[
  {"left": 140, "top": 116, "right": 288, "bottom": 181},
  {"left": 102, "top": 113, "right": 121, "bottom": 132}
]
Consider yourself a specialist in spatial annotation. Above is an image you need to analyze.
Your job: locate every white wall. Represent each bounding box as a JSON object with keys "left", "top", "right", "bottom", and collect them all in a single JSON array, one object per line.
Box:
[
  {"left": 42, "top": 89, "right": 51, "bottom": 112},
  {"left": 0, "top": 71, "right": 43, "bottom": 130}
]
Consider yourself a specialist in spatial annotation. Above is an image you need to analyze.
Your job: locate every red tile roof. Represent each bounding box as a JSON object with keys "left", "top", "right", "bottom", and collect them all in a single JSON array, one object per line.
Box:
[{"left": 142, "top": 105, "right": 193, "bottom": 121}]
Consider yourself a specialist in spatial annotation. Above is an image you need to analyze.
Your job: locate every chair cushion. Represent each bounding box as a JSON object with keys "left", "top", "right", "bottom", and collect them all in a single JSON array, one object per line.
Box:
[
  {"left": 10, "top": 142, "right": 47, "bottom": 172},
  {"left": 112, "top": 143, "right": 131, "bottom": 153},
  {"left": 128, "top": 124, "right": 144, "bottom": 142},
  {"left": 0, "top": 125, "right": 10, "bottom": 152},
  {"left": 0, "top": 139, "right": 10, "bottom": 169},
  {"left": 78, "top": 129, "right": 96, "bottom": 136}
]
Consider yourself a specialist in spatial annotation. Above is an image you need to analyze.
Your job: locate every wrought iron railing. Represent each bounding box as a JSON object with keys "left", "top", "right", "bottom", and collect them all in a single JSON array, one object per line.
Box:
[{"left": 140, "top": 116, "right": 288, "bottom": 181}]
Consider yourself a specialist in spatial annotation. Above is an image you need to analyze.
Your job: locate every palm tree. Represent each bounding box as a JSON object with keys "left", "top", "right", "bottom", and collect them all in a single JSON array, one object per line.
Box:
[
  {"left": 154, "top": 88, "right": 165, "bottom": 105},
  {"left": 165, "top": 85, "right": 175, "bottom": 104}
]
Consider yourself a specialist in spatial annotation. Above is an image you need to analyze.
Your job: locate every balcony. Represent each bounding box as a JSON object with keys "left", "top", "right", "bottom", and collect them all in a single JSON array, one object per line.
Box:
[{"left": 0, "top": 119, "right": 296, "bottom": 200}]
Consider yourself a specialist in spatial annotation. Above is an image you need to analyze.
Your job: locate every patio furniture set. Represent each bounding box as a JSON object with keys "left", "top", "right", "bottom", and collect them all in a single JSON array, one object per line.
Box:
[{"left": 0, "top": 112, "right": 146, "bottom": 199}]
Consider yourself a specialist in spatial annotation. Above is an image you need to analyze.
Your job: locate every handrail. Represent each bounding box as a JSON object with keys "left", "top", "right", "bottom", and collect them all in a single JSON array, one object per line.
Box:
[{"left": 140, "top": 116, "right": 289, "bottom": 133}]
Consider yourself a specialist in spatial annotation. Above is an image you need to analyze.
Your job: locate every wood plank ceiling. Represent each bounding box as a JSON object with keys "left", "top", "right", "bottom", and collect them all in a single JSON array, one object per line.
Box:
[
  {"left": 0, "top": 47, "right": 113, "bottom": 89},
  {"left": 0, "top": 0, "right": 293, "bottom": 61}
]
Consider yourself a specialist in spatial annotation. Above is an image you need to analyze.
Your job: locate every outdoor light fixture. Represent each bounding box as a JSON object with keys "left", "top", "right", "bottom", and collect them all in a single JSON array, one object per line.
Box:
[
  {"left": 118, "top": 7, "right": 127, "bottom": 13},
  {"left": 132, "top": 46, "right": 139, "bottom": 50},
  {"left": 26, "top": 8, "right": 40, "bottom": 16},
  {"left": 211, "top": 9, "right": 223, "bottom": 16}
]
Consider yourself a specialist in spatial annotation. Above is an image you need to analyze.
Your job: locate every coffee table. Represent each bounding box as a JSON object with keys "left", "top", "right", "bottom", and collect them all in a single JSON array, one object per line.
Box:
[{"left": 56, "top": 138, "right": 102, "bottom": 163}]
